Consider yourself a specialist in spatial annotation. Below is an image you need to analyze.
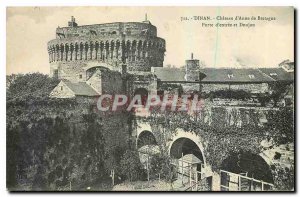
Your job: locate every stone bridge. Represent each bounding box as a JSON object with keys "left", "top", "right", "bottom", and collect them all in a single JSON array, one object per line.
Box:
[{"left": 132, "top": 106, "right": 294, "bottom": 191}]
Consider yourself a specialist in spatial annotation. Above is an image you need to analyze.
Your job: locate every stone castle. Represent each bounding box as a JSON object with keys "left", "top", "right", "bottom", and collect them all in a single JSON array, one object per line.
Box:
[
  {"left": 49, "top": 16, "right": 294, "bottom": 107},
  {"left": 47, "top": 16, "right": 165, "bottom": 82},
  {"left": 46, "top": 16, "right": 294, "bottom": 191}
]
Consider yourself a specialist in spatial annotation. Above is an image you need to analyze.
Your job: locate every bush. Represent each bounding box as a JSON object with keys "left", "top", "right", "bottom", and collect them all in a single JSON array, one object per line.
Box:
[
  {"left": 149, "top": 154, "right": 172, "bottom": 181},
  {"left": 120, "top": 150, "right": 145, "bottom": 182}
]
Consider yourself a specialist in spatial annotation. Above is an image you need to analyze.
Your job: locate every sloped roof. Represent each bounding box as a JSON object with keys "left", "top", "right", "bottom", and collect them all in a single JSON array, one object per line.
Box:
[
  {"left": 62, "top": 80, "right": 99, "bottom": 96},
  {"left": 179, "top": 154, "right": 202, "bottom": 164},
  {"left": 258, "top": 67, "right": 294, "bottom": 81},
  {"left": 152, "top": 67, "right": 186, "bottom": 82},
  {"left": 200, "top": 68, "right": 275, "bottom": 83},
  {"left": 152, "top": 67, "right": 276, "bottom": 83}
]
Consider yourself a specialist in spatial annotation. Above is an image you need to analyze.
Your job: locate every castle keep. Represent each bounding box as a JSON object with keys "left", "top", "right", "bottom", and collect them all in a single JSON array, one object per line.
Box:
[{"left": 47, "top": 16, "right": 165, "bottom": 82}]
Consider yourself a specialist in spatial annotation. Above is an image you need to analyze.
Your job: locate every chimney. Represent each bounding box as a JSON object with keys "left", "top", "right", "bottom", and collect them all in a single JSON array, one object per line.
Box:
[{"left": 191, "top": 53, "right": 194, "bottom": 60}]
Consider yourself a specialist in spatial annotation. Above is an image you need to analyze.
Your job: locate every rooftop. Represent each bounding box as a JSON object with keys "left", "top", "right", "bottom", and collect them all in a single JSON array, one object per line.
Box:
[
  {"left": 62, "top": 80, "right": 99, "bottom": 96},
  {"left": 151, "top": 67, "right": 289, "bottom": 84}
]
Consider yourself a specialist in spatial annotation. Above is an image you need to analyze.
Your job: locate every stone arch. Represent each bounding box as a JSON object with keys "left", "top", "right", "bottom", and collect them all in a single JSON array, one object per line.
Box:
[
  {"left": 137, "top": 130, "right": 157, "bottom": 149},
  {"left": 110, "top": 40, "right": 115, "bottom": 59},
  {"left": 55, "top": 44, "right": 60, "bottom": 61},
  {"left": 100, "top": 41, "right": 104, "bottom": 60},
  {"left": 142, "top": 41, "right": 147, "bottom": 58},
  {"left": 155, "top": 42, "right": 159, "bottom": 49},
  {"left": 147, "top": 41, "right": 152, "bottom": 48},
  {"left": 132, "top": 40, "right": 137, "bottom": 61},
  {"left": 132, "top": 40, "right": 138, "bottom": 61},
  {"left": 64, "top": 43, "right": 70, "bottom": 61},
  {"left": 85, "top": 65, "right": 109, "bottom": 80},
  {"left": 221, "top": 151, "right": 274, "bottom": 184},
  {"left": 84, "top": 42, "right": 89, "bottom": 60},
  {"left": 70, "top": 43, "right": 74, "bottom": 61},
  {"left": 126, "top": 40, "right": 131, "bottom": 60},
  {"left": 137, "top": 40, "right": 143, "bottom": 59},
  {"left": 134, "top": 88, "right": 148, "bottom": 106},
  {"left": 47, "top": 46, "right": 51, "bottom": 62},
  {"left": 115, "top": 40, "right": 120, "bottom": 59},
  {"left": 95, "top": 41, "right": 99, "bottom": 60},
  {"left": 74, "top": 43, "right": 79, "bottom": 60},
  {"left": 89, "top": 42, "right": 94, "bottom": 60},
  {"left": 168, "top": 129, "right": 206, "bottom": 166},
  {"left": 151, "top": 42, "right": 155, "bottom": 49},
  {"left": 105, "top": 41, "right": 110, "bottom": 59},
  {"left": 65, "top": 44, "right": 69, "bottom": 61},
  {"left": 49, "top": 46, "right": 54, "bottom": 62},
  {"left": 142, "top": 40, "right": 147, "bottom": 49},
  {"left": 48, "top": 46, "right": 52, "bottom": 62},
  {"left": 79, "top": 42, "right": 84, "bottom": 60},
  {"left": 60, "top": 44, "right": 64, "bottom": 61}
]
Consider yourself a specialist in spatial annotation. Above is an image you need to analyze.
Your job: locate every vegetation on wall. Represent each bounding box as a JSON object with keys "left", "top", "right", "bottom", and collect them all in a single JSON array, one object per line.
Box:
[
  {"left": 6, "top": 73, "right": 134, "bottom": 191},
  {"left": 144, "top": 104, "right": 294, "bottom": 190}
]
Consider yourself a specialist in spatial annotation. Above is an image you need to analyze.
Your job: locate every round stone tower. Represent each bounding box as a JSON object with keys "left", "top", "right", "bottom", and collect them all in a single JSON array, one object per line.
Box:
[{"left": 47, "top": 16, "right": 166, "bottom": 82}]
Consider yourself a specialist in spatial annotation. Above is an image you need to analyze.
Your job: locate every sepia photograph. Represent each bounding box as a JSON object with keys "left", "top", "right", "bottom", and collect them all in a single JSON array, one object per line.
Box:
[{"left": 6, "top": 6, "right": 294, "bottom": 192}]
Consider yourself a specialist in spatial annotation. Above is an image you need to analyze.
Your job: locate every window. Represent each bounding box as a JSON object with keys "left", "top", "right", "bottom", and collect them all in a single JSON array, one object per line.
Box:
[
  {"left": 60, "top": 86, "right": 63, "bottom": 91},
  {"left": 270, "top": 73, "right": 278, "bottom": 76},
  {"left": 53, "top": 69, "right": 58, "bottom": 79},
  {"left": 227, "top": 74, "right": 234, "bottom": 79},
  {"left": 79, "top": 74, "right": 82, "bottom": 79},
  {"left": 248, "top": 74, "right": 255, "bottom": 79}
]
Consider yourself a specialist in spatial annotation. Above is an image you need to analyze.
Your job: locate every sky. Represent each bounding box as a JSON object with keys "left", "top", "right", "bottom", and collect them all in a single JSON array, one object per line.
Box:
[{"left": 6, "top": 6, "right": 294, "bottom": 75}]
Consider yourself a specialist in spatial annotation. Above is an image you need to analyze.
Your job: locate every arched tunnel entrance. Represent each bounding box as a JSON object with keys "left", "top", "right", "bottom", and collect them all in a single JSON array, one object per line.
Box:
[
  {"left": 220, "top": 151, "right": 274, "bottom": 191},
  {"left": 136, "top": 130, "right": 159, "bottom": 172},
  {"left": 137, "top": 130, "right": 157, "bottom": 149},
  {"left": 170, "top": 138, "right": 204, "bottom": 163},
  {"left": 134, "top": 88, "right": 148, "bottom": 106},
  {"left": 169, "top": 137, "right": 205, "bottom": 188}
]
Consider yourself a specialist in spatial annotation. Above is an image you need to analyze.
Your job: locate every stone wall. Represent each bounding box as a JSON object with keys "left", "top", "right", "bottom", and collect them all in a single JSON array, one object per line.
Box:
[
  {"left": 201, "top": 83, "right": 269, "bottom": 93},
  {"left": 100, "top": 69, "right": 124, "bottom": 95}
]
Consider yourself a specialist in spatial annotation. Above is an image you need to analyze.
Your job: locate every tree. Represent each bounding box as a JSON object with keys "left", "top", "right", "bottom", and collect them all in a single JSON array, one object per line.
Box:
[
  {"left": 150, "top": 154, "right": 172, "bottom": 181},
  {"left": 120, "top": 150, "right": 145, "bottom": 182}
]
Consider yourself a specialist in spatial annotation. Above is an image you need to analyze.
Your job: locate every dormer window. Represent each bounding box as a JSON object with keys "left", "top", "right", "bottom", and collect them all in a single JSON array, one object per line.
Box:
[
  {"left": 61, "top": 86, "right": 63, "bottom": 91},
  {"left": 249, "top": 74, "right": 255, "bottom": 79},
  {"left": 228, "top": 74, "right": 234, "bottom": 79},
  {"left": 270, "top": 73, "right": 278, "bottom": 76}
]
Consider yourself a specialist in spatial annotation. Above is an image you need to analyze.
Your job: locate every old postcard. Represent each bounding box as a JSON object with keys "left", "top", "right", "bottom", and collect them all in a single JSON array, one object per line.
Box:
[{"left": 6, "top": 6, "right": 294, "bottom": 191}]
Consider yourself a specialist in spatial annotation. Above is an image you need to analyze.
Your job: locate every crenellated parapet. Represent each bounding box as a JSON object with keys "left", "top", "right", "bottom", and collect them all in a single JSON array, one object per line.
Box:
[{"left": 47, "top": 18, "right": 166, "bottom": 80}]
